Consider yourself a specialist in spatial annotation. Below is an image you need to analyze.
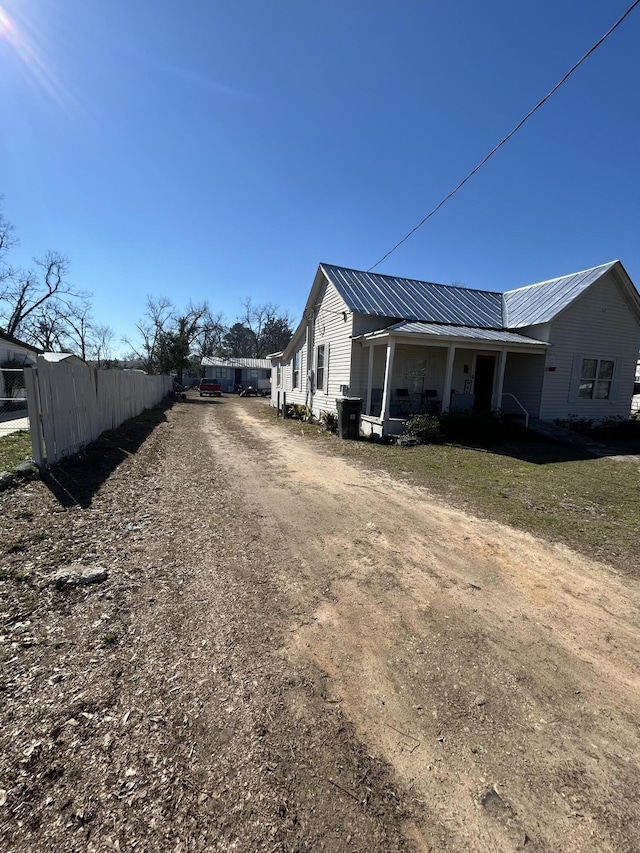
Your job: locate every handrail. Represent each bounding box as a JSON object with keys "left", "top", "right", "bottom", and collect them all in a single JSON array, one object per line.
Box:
[{"left": 501, "top": 393, "right": 529, "bottom": 428}]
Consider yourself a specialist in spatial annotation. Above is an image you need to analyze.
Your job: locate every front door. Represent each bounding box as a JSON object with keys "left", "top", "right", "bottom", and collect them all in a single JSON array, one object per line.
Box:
[
  {"left": 234, "top": 368, "right": 243, "bottom": 391},
  {"left": 474, "top": 356, "right": 495, "bottom": 411}
]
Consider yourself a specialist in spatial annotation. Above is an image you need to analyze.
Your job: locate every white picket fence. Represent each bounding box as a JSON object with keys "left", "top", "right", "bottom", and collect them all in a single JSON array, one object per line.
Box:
[{"left": 24, "top": 358, "right": 173, "bottom": 467}]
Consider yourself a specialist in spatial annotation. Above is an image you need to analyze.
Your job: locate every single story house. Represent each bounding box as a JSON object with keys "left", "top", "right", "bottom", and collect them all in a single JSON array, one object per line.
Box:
[
  {"left": 270, "top": 261, "right": 640, "bottom": 436},
  {"left": 0, "top": 331, "right": 41, "bottom": 413},
  {"left": 0, "top": 331, "right": 42, "bottom": 366},
  {"left": 202, "top": 356, "right": 272, "bottom": 394}
]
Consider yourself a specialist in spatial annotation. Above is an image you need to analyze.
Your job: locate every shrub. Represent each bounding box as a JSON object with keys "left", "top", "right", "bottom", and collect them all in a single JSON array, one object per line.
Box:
[
  {"left": 404, "top": 413, "right": 445, "bottom": 444},
  {"left": 288, "top": 404, "right": 312, "bottom": 421},
  {"left": 403, "top": 409, "right": 515, "bottom": 446},
  {"left": 442, "top": 410, "right": 510, "bottom": 444},
  {"left": 320, "top": 411, "right": 338, "bottom": 433}
]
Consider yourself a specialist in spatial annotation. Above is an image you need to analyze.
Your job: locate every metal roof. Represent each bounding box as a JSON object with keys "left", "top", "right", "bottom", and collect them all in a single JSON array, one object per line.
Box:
[
  {"left": 201, "top": 356, "right": 272, "bottom": 369},
  {"left": 321, "top": 264, "right": 503, "bottom": 328},
  {"left": 0, "top": 330, "right": 42, "bottom": 353},
  {"left": 502, "top": 262, "right": 617, "bottom": 328},
  {"left": 384, "top": 321, "right": 548, "bottom": 346}
]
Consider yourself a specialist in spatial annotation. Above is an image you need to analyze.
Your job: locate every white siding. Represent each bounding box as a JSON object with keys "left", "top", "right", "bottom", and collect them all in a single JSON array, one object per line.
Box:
[
  {"left": 273, "top": 277, "right": 353, "bottom": 416},
  {"left": 533, "top": 271, "right": 640, "bottom": 420},
  {"left": 308, "top": 279, "right": 352, "bottom": 416},
  {"left": 503, "top": 353, "right": 545, "bottom": 418}
]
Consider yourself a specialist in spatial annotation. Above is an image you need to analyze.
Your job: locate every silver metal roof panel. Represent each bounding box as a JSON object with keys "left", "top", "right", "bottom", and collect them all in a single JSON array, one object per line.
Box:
[
  {"left": 202, "top": 356, "right": 272, "bottom": 369},
  {"left": 386, "top": 321, "right": 548, "bottom": 346},
  {"left": 321, "top": 264, "right": 503, "bottom": 328},
  {"left": 503, "top": 262, "right": 616, "bottom": 328}
]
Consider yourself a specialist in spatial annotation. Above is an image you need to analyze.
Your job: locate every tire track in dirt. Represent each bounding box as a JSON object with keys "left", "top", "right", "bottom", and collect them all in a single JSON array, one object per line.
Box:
[{"left": 203, "top": 399, "right": 640, "bottom": 853}]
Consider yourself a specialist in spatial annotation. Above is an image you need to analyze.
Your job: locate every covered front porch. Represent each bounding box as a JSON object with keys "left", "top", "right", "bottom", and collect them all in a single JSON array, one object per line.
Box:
[{"left": 354, "top": 324, "right": 548, "bottom": 438}]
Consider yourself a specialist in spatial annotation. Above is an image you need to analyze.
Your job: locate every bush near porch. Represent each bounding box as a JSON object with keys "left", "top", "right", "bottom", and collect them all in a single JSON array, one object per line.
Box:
[{"left": 403, "top": 410, "right": 518, "bottom": 446}]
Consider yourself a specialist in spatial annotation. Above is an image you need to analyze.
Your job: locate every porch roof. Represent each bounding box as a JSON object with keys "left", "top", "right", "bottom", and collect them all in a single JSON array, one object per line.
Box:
[{"left": 357, "top": 321, "right": 549, "bottom": 348}]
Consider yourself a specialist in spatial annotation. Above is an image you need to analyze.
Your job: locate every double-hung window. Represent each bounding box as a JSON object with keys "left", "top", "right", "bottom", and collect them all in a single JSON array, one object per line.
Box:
[
  {"left": 293, "top": 350, "right": 301, "bottom": 388},
  {"left": 579, "top": 358, "right": 614, "bottom": 400},
  {"left": 316, "top": 344, "right": 326, "bottom": 393}
]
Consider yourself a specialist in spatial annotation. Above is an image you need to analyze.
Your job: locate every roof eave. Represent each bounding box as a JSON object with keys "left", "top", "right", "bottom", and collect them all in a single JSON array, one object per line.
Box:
[{"left": 358, "top": 327, "right": 548, "bottom": 349}]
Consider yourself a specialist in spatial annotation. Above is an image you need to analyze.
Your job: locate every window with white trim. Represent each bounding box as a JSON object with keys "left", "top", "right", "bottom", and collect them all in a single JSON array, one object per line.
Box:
[
  {"left": 276, "top": 365, "right": 281, "bottom": 387},
  {"left": 579, "top": 358, "right": 614, "bottom": 400},
  {"left": 316, "top": 344, "right": 325, "bottom": 393},
  {"left": 293, "top": 350, "right": 301, "bottom": 388}
]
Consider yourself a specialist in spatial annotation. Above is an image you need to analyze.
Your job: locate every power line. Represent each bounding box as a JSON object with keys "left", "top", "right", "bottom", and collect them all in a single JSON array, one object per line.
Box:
[{"left": 368, "top": 0, "right": 640, "bottom": 273}]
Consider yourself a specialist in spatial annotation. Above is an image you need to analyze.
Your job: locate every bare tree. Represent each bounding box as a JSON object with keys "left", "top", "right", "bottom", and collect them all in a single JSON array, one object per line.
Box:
[
  {"left": 0, "top": 205, "right": 91, "bottom": 346},
  {"left": 126, "top": 298, "right": 218, "bottom": 381},
  {"left": 64, "top": 298, "right": 95, "bottom": 361},
  {"left": 91, "top": 324, "right": 116, "bottom": 368},
  {"left": 123, "top": 296, "right": 174, "bottom": 373},
  {"left": 239, "top": 298, "right": 293, "bottom": 357},
  {"left": 20, "top": 301, "right": 68, "bottom": 352}
]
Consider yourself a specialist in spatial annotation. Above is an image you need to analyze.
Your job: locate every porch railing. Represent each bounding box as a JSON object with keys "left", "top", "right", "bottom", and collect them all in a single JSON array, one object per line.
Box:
[{"left": 501, "top": 393, "right": 529, "bottom": 428}]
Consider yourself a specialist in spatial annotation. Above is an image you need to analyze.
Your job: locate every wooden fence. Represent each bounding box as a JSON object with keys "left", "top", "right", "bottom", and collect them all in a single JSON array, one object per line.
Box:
[{"left": 24, "top": 358, "right": 172, "bottom": 467}]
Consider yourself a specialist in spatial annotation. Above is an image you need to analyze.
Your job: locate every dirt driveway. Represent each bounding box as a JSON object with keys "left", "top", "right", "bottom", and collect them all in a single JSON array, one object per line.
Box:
[{"left": 2, "top": 395, "right": 639, "bottom": 852}]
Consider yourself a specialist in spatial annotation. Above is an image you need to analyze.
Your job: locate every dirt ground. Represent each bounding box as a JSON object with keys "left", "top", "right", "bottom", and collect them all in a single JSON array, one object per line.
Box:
[{"left": 1, "top": 395, "right": 639, "bottom": 852}]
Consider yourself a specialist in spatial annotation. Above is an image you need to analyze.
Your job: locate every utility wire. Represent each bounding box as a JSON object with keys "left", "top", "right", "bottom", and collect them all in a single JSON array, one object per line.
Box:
[{"left": 368, "top": 0, "right": 640, "bottom": 272}]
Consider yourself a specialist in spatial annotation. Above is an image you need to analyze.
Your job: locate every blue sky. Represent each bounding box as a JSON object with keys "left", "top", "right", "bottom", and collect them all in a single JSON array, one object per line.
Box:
[{"left": 1, "top": 1, "right": 639, "bottom": 353}]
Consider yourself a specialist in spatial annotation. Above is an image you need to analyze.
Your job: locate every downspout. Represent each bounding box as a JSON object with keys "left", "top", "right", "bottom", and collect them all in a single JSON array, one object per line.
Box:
[{"left": 305, "top": 309, "right": 314, "bottom": 411}]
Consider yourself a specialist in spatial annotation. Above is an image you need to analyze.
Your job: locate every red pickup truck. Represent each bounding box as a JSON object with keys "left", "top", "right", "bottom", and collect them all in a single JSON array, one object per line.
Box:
[{"left": 198, "top": 379, "right": 222, "bottom": 397}]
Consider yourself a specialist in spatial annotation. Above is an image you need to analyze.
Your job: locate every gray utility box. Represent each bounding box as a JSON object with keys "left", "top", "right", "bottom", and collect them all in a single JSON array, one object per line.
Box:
[{"left": 336, "top": 397, "right": 362, "bottom": 440}]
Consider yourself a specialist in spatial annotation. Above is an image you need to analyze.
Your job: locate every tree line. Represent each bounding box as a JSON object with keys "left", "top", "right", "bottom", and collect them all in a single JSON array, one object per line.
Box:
[{"left": 0, "top": 203, "right": 293, "bottom": 378}]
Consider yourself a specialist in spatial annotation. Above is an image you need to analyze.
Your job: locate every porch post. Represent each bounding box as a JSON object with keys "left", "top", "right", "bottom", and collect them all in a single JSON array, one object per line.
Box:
[
  {"left": 494, "top": 349, "right": 508, "bottom": 411},
  {"left": 441, "top": 345, "right": 456, "bottom": 413},
  {"left": 380, "top": 340, "right": 396, "bottom": 422},
  {"left": 365, "top": 344, "right": 374, "bottom": 416}
]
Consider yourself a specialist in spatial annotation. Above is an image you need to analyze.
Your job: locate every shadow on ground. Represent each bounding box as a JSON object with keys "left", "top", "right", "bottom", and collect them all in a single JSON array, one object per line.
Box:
[{"left": 43, "top": 400, "right": 174, "bottom": 508}]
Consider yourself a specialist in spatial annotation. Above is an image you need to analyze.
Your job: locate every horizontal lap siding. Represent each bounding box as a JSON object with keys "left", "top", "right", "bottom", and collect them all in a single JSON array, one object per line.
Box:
[
  {"left": 350, "top": 314, "right": 400, "bottom": 400},
  {"left": 273, "top": 278, "right": 352, "bottom": 414},
  {"left": 310, "top": 281, "right": 352, "bottom": 416},
  {"left": 537, "top": 272, "right": 640, "bottom": 420},
  {"left": 503, "top": 353, "right": 545, "bottom": 417}
]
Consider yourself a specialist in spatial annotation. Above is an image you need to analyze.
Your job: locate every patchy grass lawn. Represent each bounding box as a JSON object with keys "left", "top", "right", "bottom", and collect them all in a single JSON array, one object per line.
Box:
[
  {"left": 256, "top": 402, "right": 640, "bottom": 577},
  {"left": 0, "top": 430, "right": 33, "bottom": 473}
]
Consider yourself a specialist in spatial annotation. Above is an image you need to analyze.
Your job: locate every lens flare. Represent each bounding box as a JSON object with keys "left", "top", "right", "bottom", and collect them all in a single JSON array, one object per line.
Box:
[{"left": 0, "top": 2, "right": 68, "bottom": 109}]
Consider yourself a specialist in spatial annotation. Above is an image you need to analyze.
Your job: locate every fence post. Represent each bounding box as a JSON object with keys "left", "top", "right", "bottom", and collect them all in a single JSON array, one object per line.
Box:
[{"left": 23, "top": 366, "right": 45, "bottom": 469}]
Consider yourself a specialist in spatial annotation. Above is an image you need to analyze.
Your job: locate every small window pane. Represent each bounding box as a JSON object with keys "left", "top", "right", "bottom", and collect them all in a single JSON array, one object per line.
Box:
[
  {"left": 579, "top": 381, "right": 594, "bottom": 399},
  {"left": 595, "top": 381, "right": 611, "bottom": 399},
  {"left": 598, "top": 360, "right": 614, "bottom": 380},
  {"left": 581, "top": 359, "right": 597, "bottom": 379}
]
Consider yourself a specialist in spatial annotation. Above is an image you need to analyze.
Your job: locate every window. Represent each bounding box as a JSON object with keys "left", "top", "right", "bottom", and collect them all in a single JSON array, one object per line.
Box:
[
  {"left": 579, "top": 358, "right": 614, "bottom": 400},
  {"left": 276, "top": 365, "right": 282, "bottom": 387},
  {"left": 293, "top": 350, "right": 301, "bottom": 388},
  {"left": 316, "top": 344, "right": 325, "bottom": 393}
]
